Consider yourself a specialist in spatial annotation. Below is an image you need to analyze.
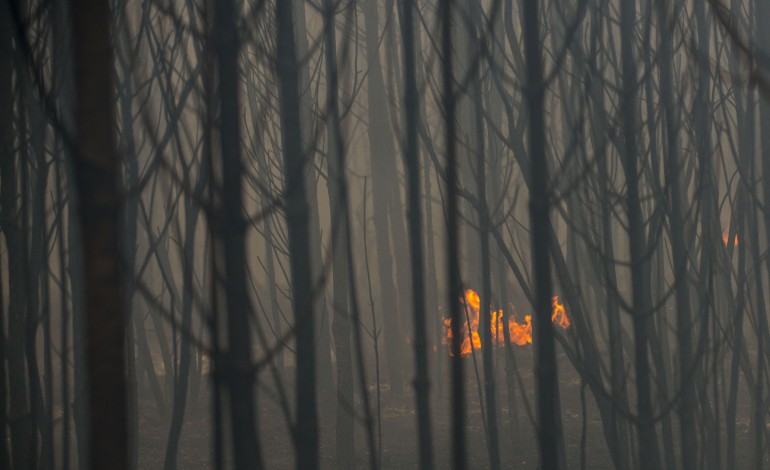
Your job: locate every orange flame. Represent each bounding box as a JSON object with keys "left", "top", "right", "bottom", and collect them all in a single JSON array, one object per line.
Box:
[
  {"left": 442, "top": 290, "right": 481, "bottom": 356},
  {"left": 722, "top": 231, "right": 738, "bottom": 247},
  {"left": 443, "top": 290, "right": 570, "bottom": 356},
  {"left": 551, "top": 296, "right": 570, "bottom": 329}
]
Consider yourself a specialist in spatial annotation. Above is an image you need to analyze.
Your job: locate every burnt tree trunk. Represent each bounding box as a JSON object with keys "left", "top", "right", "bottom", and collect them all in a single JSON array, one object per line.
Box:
[
  {"left": 210, "top": 0, "right": 263, "bottom": 467},
  {"left": 521, "top": 0, "right": 563, "bottom": 468},
  {"left": 321, "top": 1, "right": 354, "bottom": 466},
  {"left": 0, "top": 3, "right": 17, "bottom": 467},
  {"left": 400, "top": 0, "right": 434, "bottom": 468},
  {"left": 291, "top": 0, "right": 335, "bottom": 407},
  {"left": 441, "top": 0, "right": 467, "bottom": 469},
  {"left": 69, "top": 0, "right": 127, "bottom": 467},
  {"left": 276, "top": 1, "right": 320, "bottom": 467}
]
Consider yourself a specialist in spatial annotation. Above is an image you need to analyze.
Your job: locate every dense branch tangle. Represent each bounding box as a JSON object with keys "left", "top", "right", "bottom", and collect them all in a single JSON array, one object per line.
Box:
[{"left": 2, "top": 0, "right": 770, "bottom": 469}]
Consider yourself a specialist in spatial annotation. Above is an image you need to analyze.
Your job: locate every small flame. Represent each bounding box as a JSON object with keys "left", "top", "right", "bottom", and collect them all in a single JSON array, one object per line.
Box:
[
  {"left": 551, "top": 296, "right": 570, "bottom": 329},
  {"left": 507, "top": 313, "right": 532, "bottom": 346},
  {"left": 722, "top": 231, "right": 738, "bottom": 247},
  {"left": 443, "top": 290, "right": 570, "bottom": 356},
  {"left": 442, "top": 289, "right": 482, "bottom": 356}
]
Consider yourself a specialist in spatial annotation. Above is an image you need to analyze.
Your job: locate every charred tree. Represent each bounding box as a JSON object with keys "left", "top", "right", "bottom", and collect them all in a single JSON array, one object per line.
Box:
[
  {"left": 276, "top": 0, "right": 320, "bottom": 467},
  {"left": 399, "top": 0, "right": 434, "bottom": 468},
  {"left": 291, "top": 0, "right": 335, "bottom": 407},
  {"left": 69, "top": 0, "right": 127, "bottom": 467},
  {"left": 0, "top": 3, "right": 22, "bottom": 468},
  {"left": 441, "top": 0, "right": 467, "bottom": 469},
  {"left": 210, "top": 0, "right": 263, "bottom": 467},
  {"left": 521, "top": 0, "right": 563, "bottom": 468},
  {"left": 320, "top": 0, "right": 355, "bottom": 466}
]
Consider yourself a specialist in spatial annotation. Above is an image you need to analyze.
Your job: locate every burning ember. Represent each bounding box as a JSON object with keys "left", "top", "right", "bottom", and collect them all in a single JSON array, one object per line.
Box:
[{"left": 443, "top": 289, "right": 570, "bottom": 356}]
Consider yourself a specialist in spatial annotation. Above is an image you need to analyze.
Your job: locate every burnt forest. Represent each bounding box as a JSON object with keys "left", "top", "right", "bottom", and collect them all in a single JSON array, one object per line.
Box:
[{"left": 1, "top": 0, "right": 769, "bottom": 468}]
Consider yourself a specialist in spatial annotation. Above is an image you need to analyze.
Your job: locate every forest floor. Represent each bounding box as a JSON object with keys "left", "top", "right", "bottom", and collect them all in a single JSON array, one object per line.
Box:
[{"left": 130, "top": 347, "right": 756, "bottom": 469}]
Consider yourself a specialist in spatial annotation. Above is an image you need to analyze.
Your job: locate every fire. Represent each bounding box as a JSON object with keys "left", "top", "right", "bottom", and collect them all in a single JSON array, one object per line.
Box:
[
  {"left": 551, "top": 296, "right": 570, "bottom": 329},
  {"left": 442, "top": 290, "right": 481, "bottom": 356},
  {"left": 443, "top": 289, "right": 570, "bottom": 356},
  {"left": 506, "top": 312, "right": 532, "bottom": 346},
  {"left": 722, "top": 231, "right": 738, "bottom": 247}
]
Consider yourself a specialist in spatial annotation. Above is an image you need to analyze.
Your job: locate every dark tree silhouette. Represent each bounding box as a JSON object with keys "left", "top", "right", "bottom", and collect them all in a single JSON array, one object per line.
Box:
[
  {"left": 69, "top": 0, "right": 127, "bottom": 468},
  {"left": 5, "top": 1, "right": 770, "bottom": 469},
  {"left": 521, "top": 0, "right": 563, "bottom": 468},
  {"left": 400, "top": 0, "right": 434, "bottom": 468},
  {"left": 276, "top": 0, "right": 320, "bottom": 468}
]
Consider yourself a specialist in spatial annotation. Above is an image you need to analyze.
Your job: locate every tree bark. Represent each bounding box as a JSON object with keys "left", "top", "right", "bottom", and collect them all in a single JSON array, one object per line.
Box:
[
  {"left": 0, "top": 4, "right": 17, "bottom": 467},
  {"left": 291, "top": 0, "right": 335, "bottom": 407},
  {"left": 210, "top": 0, "right": 263, "bottom": 467},
  {"left": 400, "top": 0, "right": 434, "bottom": 468},
  {"left": 441, "top": 1, "right": 467, "bottom": 468},
  {"left": 321, "top": 1, "right": 354, "bottom": 466},
  {"left": 276, "top": 1, "right": 320, "bottom": 467},
  {"left": 521, "top": 0, "right": 563, "bottom": 468},
  {"left": 69, "top": 0, "right": 127, "bottom": 467},
  {"left": 618, "top": 0, "right": 660, "bottom": 467}
]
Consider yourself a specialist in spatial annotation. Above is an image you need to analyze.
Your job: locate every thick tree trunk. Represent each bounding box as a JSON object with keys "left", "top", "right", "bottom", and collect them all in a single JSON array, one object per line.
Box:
[
  {"left": 441, "top": 1, "right": 467, "bottom": 468},
  {"left": 521, "top": 0, "right": 563, "bottom": 468},
  {"left": 291, "top": 0, "right": 335, "bottom": 407},
  {"left": 2, "top": 52, "right": 32, "bottom": 470},
  {"left": 68, "top": 139, "right": 89, "bottom": 470},
  {"left": 69, "top": 0, "right": 127, "bottom": 467},
  {"left": 276, "top": 1, "right": 320, "bottom": 467},
  {"left": 399, "top": 0, "right": 434, "bottom": 468},
  {"left": 0, "top": 5, "right": 20, "bottom": 468},
  {"left": 210, "top": 0, "right": 263, "bottom": 467}
]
